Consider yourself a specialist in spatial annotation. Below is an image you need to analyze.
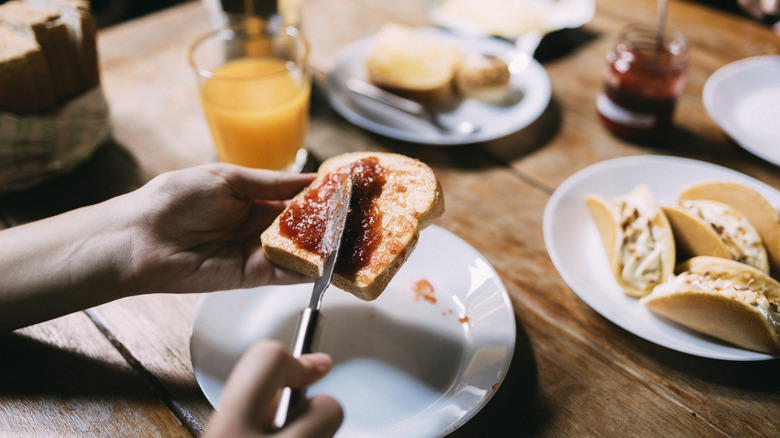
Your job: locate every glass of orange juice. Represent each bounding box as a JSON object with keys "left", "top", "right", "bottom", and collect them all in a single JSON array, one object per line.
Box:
[{"left": 188, "top": 20, "right": 310, "bottom": 172}]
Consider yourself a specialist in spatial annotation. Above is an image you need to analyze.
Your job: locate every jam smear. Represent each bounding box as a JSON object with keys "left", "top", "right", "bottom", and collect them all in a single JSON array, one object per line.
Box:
[
  {"left": 279, "top": 156, "right": 387, "bottom": 275},
  {"left": 279, "top": 172, "right": 342, "bottom": 255},
  {"left": 412, "top": 278, "right": 436, "bottom": 304},
  {"left": 337, "top": 157, "right": 387, "bottom": 275}
]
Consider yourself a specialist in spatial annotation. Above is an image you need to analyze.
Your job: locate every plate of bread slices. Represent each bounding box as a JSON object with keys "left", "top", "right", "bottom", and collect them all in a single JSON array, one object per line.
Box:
[
  {"left": 544, "top": 155, "right": 780, "bottom": 360},
  {"left": 324, "top": 23, "right": 551, "bottom": 145},
  {"left": 192, "top": 152, "right": 516, "bottom": 437}
]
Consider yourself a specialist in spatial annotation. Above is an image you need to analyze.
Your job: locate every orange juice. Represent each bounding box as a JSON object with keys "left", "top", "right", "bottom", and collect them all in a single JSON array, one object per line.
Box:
[{"left": 200, "top": 57, "right": 310, "bottom": 170}]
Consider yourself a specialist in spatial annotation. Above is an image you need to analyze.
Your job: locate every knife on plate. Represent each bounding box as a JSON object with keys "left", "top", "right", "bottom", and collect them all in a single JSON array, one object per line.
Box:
[{"left": 273, "top": 172, "right": 352, "bottom": 428}]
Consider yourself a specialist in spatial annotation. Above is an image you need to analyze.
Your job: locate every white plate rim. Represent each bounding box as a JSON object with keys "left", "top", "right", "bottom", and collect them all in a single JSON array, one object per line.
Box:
[
  {"left": 703, "top": 55, "right": 780, "bottom": 166},
  {"left": 190, "top": 225, "right": 517, "bottom": 437},
  {"left": 543, "top": 155, "right": 780, "bottom": 361},
  {"left": 324, "top": 28, "right": 551, "bottom": 145}
]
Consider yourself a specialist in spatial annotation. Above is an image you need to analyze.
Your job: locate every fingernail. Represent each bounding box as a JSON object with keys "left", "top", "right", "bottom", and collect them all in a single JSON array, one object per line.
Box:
[{"left": 302, "top": 352, "right": 332, "bottom": 373}]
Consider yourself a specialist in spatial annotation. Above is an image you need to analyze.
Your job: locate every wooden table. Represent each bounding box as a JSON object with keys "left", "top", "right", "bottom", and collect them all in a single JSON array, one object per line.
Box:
[{"left": 2, "top": 0, "right": 779, "bottom": 436}]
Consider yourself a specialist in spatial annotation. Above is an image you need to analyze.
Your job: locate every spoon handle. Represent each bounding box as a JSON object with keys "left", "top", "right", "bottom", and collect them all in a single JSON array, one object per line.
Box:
[{"left": 345, "top": 77, "right": 430, "bottom": 120}]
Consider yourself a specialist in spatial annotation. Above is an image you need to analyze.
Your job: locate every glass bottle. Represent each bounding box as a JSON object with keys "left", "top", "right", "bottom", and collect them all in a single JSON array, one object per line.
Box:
[{"left": 597, "top": 24, "right": 689, "bottom": 140}]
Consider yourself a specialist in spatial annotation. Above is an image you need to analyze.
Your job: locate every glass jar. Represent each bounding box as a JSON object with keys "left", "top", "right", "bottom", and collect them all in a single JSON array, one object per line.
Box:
[{"left": 597, "top": 24, "right": 689, "bottom": 140}]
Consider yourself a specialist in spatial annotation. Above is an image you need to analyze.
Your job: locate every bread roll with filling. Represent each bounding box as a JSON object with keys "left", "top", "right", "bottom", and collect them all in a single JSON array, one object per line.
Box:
[
  {"left": 678, "top": 181, "right": 780, "bottom": 273},
  {"left": 586, "top": 184, "right": 676, "bottom": 298},
  {"left": 641, "top": 256, "right": 780, "bottom": 354},
  {"left": 663, "top": 199, "right": 769, "bottom": 273}
]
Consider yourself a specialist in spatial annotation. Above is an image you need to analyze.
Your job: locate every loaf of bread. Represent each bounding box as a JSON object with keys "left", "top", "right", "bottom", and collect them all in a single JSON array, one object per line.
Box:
[
  {"left": 365, "top": 23, "right": 462, "bottom": 107},
  {"left": 0, "top": 0, "right": 98, "bottom": 115},
  {"left": 261, "top": 152, "right": 445, "bottom": 301}
]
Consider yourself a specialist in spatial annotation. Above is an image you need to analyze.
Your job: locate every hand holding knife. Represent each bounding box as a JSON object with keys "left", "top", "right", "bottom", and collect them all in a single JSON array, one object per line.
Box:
[{"left": 274, "top": 172, "right": 352, "bottom": 428}]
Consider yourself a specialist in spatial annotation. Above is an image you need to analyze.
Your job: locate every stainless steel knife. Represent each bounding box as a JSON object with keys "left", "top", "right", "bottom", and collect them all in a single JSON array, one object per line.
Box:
[{"left": 274, "top": 172, "right": 352, "bottom": 428}]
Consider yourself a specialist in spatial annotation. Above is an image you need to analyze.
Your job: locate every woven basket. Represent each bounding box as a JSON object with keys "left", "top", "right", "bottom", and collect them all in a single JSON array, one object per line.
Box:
[{"left": 0, "top": 86, "right": 110, "bottom": 192}]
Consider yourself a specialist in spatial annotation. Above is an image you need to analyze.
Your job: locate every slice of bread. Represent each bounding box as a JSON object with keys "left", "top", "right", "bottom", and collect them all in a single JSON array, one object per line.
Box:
[
  {"left": 0, "top": 1, "right": 82, "bottom": 100},
  {"left": 0, "top": 0, "right": 98, "bottom": 114},
  {"left": 262, "top": 152, "right": 445, "bottom": 300},
  {"left": 24, "top": 0, "right": 99, "bottom": 88},
  {"left": 0, "top": 25, "right": 56, "bottom": 114},
  {"left": 365, "top": 23, "right": 462, "bottom": 106}
]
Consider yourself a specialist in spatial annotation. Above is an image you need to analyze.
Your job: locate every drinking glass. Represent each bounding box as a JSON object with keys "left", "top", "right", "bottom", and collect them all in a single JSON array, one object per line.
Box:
[{"left": 189, "top": 20, "right": 310, "bottom": 171}]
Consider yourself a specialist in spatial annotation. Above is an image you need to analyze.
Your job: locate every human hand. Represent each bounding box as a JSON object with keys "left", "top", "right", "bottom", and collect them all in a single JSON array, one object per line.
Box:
[
  {"left": 123, "top": 163, "right": 315, "bottom": 295},
  {"left": 203, "top": 340, "right": 343, "bottom": 438}
]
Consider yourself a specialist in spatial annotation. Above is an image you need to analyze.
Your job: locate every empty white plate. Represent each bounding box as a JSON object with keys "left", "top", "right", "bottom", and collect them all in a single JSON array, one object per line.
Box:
[{"left": 704, "top": 55, "right": 780, "bottom": 166}]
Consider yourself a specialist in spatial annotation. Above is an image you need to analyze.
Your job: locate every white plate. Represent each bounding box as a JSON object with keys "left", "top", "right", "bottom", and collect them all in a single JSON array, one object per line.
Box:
[
  {"left": 426, "top": 0, "right": 596, "bottom": 53},
  {"left": 191, "top": 225, "right": 516, "bottom": 437},
  {"left": 324, "top": 28, "right": 551, "bottom": 145},
  {"left": 543, "top": 155, "right": 780, "bottom": 361},
  {"left": 703, "top": 55, "right": 780, "bottom": 167}
]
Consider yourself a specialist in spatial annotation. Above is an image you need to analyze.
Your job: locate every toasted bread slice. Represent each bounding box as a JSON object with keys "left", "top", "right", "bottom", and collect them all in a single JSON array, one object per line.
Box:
[
  {"left": 585, "top": 184, "right": 675, "bottom": 297},
  {"left": 678, "top": 181, "right": 780, "bottom": 273},
  {"left": 365, "top": 23, "right": 462, "bottom": 106},
  {"left": 262, "top": 152, "right": 444, "bottom": 300},
  {"left": 641, "top": 256, "right": 780, "bottom": 354},
  {"left": 663, "top": 200, "right": 769, "bottom": 273}
]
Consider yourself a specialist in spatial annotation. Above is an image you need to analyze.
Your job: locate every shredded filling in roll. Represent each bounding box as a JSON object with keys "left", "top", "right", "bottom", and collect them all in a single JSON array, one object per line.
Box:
[
  {"left": 679, "top": 200, "right": 766, "bottom": 269},
  {"left": 614, "top": 192, "right": 669, "bottom": 291}
]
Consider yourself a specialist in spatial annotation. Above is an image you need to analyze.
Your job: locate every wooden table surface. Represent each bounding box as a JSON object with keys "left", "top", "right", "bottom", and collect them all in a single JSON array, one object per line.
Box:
[{"left": 1, "top": 0, "right": 779, "bottom": 436}]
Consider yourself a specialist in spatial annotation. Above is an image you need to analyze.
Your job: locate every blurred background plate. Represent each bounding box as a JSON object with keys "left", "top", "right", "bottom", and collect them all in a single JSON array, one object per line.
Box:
[
  {"left": 426, "top": 0, "right": 595, "bottom": 53},
  {"left": 324, "top": 28, "right": 550, "bottom": 145},
  {"left": 704, "top": 55, "right": 780, "bottom": 167}
]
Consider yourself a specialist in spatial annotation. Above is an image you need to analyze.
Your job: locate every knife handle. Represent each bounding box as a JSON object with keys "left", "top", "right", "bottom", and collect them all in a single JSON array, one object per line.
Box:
[{"left": 273, "top": 308, "right": 323, "bottom": 428}]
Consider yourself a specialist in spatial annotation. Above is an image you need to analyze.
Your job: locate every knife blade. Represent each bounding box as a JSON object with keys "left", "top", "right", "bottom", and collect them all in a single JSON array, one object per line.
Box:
[{"left": 274, "top": 172, "right": 352, "bottom": 428}]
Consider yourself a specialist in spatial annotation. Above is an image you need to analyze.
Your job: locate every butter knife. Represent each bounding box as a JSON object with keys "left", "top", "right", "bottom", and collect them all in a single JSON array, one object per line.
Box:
[
  {"left": 345, "top": 77, "right": 480, "bottom": 135},
  {"left": 274, "top": 172, "right": 352, "bottom": 428}
]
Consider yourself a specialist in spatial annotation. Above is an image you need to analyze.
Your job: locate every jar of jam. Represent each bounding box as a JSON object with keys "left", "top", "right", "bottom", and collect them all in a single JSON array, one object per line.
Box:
[{"left": 597, "top": 24, "right": 688, "bottom": 140}]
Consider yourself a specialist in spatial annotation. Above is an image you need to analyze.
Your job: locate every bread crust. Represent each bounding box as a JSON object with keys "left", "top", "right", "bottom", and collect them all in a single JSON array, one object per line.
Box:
[{"left": 262, "top": 152, "right": 444, "bottom": 300}]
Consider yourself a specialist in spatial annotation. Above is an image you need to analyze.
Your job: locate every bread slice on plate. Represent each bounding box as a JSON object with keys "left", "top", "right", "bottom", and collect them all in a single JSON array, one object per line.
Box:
[
  {"left": 262, "top": 152, "right": 445, "bottom": 300},
  {"left": 365, "top": 23, "right": 462, "bottom": 107}
]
